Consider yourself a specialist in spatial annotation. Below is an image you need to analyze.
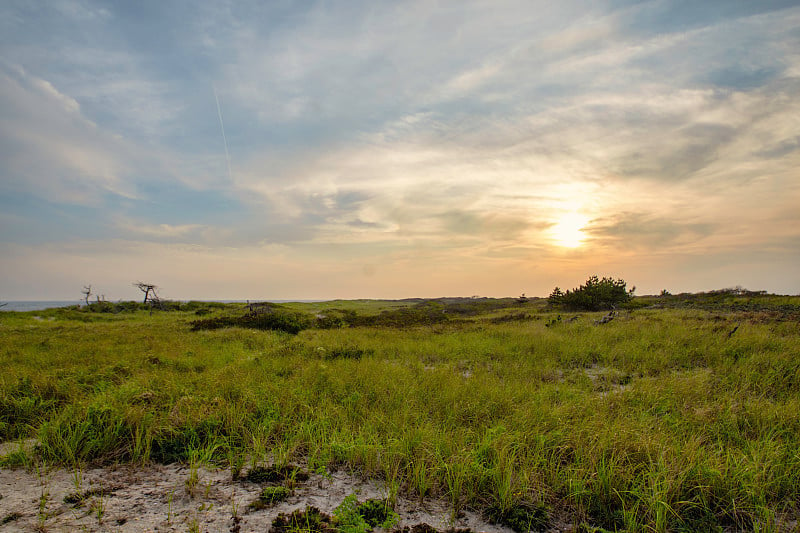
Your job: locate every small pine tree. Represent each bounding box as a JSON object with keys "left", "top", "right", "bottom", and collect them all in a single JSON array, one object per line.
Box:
[
  {"left": 548, "top": 287, "right": 564, "bottom": 306},
  {"left": 548, "top": 276, "right": 633, "bottom": 311}
]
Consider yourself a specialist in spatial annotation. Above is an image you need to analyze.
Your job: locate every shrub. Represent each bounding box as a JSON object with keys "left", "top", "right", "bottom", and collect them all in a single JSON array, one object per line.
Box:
[
  {"left": 272, "top": 506, "right": 334, "bottom": 533},
  {"left": 249, "top": 486, "right": 290, "bottom": 510},
  {"left": 487, "top": 502, "right": 549, "bottom": 532},
  {"left": 244, "top": 465, "right": 309, "bottom": 484},
  {"left": 333, "top": 494, "right": 399, "bottom": 533},
  {"left": 348, "top": 302, "right": 449, "bottom": 328},
  {"left": 356, "top": 498, "right": 400, "bottom": 529},
  {"left": 315, "top": 312, "right": 348, "bottom": 329},
  {"left": 548, "top": 276, "right": 633, "bottom": 311},
  {"left": 247, "top": 311, "right": 312, "bottom": 334},
  {"left": 333, "top": 494, "right": 371, "bottom": 533},
  {"left": 190, "top": 310, "right": 313, "bottom": 334}
]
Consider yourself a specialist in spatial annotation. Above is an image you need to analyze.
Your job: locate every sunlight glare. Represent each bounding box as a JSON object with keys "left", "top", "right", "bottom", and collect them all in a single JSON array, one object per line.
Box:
[{"left": 550, "top": 212, "right": 590, "bottom": 248}]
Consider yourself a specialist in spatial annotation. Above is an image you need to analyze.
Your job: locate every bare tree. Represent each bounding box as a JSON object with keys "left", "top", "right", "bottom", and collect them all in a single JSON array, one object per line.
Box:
[
  {"left": 81, "top": 285, "right": 92, "bottom": 305},
  {"left": 134, "top": 282, "right": 159, "bottom": 304}
]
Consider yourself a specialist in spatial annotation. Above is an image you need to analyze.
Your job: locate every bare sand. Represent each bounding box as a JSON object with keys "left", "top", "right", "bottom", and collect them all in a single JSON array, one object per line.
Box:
[{"left": 0, "top": 461, "right": 556, "bottom": 533}]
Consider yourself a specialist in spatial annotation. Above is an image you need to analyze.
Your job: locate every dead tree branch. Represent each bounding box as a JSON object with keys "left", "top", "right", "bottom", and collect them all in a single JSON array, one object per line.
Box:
[
  {"left": 81, "top": 285, "right": 92, "bottom": 305},
  {"left": 134, "top": 282, "right": 159, "bottom": 304}
]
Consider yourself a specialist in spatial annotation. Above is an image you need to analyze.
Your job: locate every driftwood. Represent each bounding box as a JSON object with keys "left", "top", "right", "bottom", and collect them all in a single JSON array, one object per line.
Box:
[{"left": 595, "top": 309, "right": 616, "bottom": 325}]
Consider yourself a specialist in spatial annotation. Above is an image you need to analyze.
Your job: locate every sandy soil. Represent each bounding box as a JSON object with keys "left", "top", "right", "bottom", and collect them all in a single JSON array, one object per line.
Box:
[
  {"left": 2, "top": 445, "right": 796, "bottom": 532},
  {"left": 0, "top": 460, "right": 561, "bottom": 533}
]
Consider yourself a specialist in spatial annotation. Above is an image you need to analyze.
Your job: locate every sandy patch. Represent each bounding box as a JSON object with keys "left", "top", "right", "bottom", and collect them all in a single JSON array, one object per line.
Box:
[{"left": 0, "top": 463, "right": 559, "bottom": 533}]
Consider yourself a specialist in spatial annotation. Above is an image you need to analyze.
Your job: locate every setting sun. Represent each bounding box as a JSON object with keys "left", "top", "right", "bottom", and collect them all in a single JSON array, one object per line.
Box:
[
  {"left": 1, "top": 2, "right": 798, "bottom": 300},
  {"left": 550, "top": 212, "right": 590, "bottom": 248}
]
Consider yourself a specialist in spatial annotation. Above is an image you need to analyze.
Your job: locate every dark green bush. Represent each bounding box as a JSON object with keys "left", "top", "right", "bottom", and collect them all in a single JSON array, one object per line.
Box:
[
  {"left": 249, "top": 486, "right": 291, "bottom": 509},
  {"left": 182, "top": 300, "right": 227, "bottom": 312},
  {"left": 79, "top": 300, "right": 228, "bottom": 314},
  {"left": 486, "top": 502, "right": 549, "bottom": 532},
  {"left": 244, "top": 464, "right": 308, "bottom": 484},
  {"left": 81, "top": 301, "right": 149, "bottom": 313},
  {"left": 190, "top": 310, "right": 313, "bottom": 334},
  {"left": 434, "top": 297, "right": 521, "bottom": 316},
  {"left": 347, "top": 302, "right": 450, "bottom": 328},
  {"left": 311, "top": 299, "right": 527, "bottom": 329},
  {"left": 315, "top": 312, "right": 349, "bottom": 329},
  {"left": 356, "top": 498, "right": 400, "bottom": 528},
  {"left": 272, "top": 506, "right": 333, "bottom": 533},
  {"left": 548, "top": 276, "right": 633, "bottom": 311}
]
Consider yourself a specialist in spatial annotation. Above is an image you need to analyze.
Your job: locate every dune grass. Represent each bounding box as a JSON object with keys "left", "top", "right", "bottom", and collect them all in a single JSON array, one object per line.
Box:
[{"left": 1, "top": 297, "right": 799, "bottom": 531}]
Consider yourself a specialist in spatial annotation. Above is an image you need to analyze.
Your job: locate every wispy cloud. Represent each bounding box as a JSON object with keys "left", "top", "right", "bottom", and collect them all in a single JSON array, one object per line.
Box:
[
  {"left": 115, "top": 219, "right": 206, "bottom": 240},
  {"left": 1, "top": 0, "right": 799, "bottom": 298},
  {"left": 0, "top": 63, "right": 136, "bottom": 203},
  {"left": 587, "top": 212, "right": 715, "bottom": 250}
]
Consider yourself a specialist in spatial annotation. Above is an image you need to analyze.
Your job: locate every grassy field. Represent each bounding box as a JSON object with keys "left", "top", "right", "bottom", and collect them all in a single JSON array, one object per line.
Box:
[{"left": 1, "top": 294, "right": 799, "bottom": 532}]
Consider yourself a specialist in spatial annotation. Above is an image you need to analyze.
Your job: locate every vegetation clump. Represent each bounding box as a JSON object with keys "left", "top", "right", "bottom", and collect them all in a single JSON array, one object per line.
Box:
[
  {"left": 314, "top": 299, "right": 526, "bottom": 329},
  {"left": 1, "top": 513, "right": 22, "bottom": 525},
  {"left": 0, "top": 448, "right": 31, "bottom": 468},
  {"left": 355, "top": 498, "right": 400, "bottom": 529},
  {"left": 485, "top": 312, "right": 532, "bottom": 324},
  {"left": 395, "top": 526, "right": 472, "bottom": 533},
  {"left": 548, "top": 276, "right": 633, "bottom": 311},
  {"left": 429, "top": 297, "right": 524, "bottom": 316},
  {"left": 272, "top": 506, "right": 337, "bottom": 533},
  {"left": 315, "top": 312, "right": 349, "bottom": 329},
  {"left": 244, "top": 465, "right": 309, "bottom": 484},
  {"left": 249, "top": 486, "right": 290, "bottom": 510},
  {"left": 347, "top": 302, "right": 450, "bottom": 328},
  {"left": 76, "top": 300, "right": 227, "bottom": 314},
  {"left": 322, "top": 346, "right": 372, "bottom": 360},
  {"left": 63, "top": 487, "right": 109, "bottom": 507},
  {"left": 573, "top": 525, "right": 614, "bottom": 533},
  {"left": 190, "top": 309, "right": 313, "bottom": 334},
  {"left": 333, "top": 495, "right": 400, "bottom": 533},
  {"left": 333, "top": 494, "right": 371, "bottom": 533},
  {"left": 642, "top": 286, "right": 800, "bottom": 319},
  {"left": 486, "top": 502, "right": 548, "bottom": 532}
]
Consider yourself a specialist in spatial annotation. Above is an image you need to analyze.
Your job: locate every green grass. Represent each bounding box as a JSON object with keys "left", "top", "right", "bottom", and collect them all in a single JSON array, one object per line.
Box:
[
  {"left": 249, "top": 485, "right": 291, "bottom": 510},
  {"left": 333, "top": 494, "right": 400, "bottom": 533},
  {"left": 1, "top": 296, "right": 799, "bottom": 531}
]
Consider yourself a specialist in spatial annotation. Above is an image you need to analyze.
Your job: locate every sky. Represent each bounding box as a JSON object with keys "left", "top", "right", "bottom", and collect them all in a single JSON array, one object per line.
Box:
[{"left": 1, "top": 0, "right": 799, "bottom": 301}]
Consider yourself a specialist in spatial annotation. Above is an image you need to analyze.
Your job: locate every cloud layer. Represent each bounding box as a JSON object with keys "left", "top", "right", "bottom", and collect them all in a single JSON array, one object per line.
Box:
[{"left": 2, "top": 0, "right": 799, "bottom": 299}]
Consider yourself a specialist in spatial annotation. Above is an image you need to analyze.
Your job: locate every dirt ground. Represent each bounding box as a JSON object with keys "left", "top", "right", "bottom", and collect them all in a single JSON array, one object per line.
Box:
[{"left": 0, "top": 459, "right": 568, "bottom": 533}]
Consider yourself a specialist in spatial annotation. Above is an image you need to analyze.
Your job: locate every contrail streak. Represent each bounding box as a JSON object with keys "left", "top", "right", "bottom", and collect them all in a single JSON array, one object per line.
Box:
[{"left": 213, "top": 84, "right": 233, "bottom": 182}]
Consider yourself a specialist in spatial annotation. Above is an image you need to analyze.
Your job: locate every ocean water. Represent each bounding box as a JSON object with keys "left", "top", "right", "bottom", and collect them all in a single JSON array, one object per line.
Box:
[
  {"left": 1, "top": 299, "right": 326, "bottom": 312},
  {"left": 1, "top": 301, "right": 80, "bottom": 312}
]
